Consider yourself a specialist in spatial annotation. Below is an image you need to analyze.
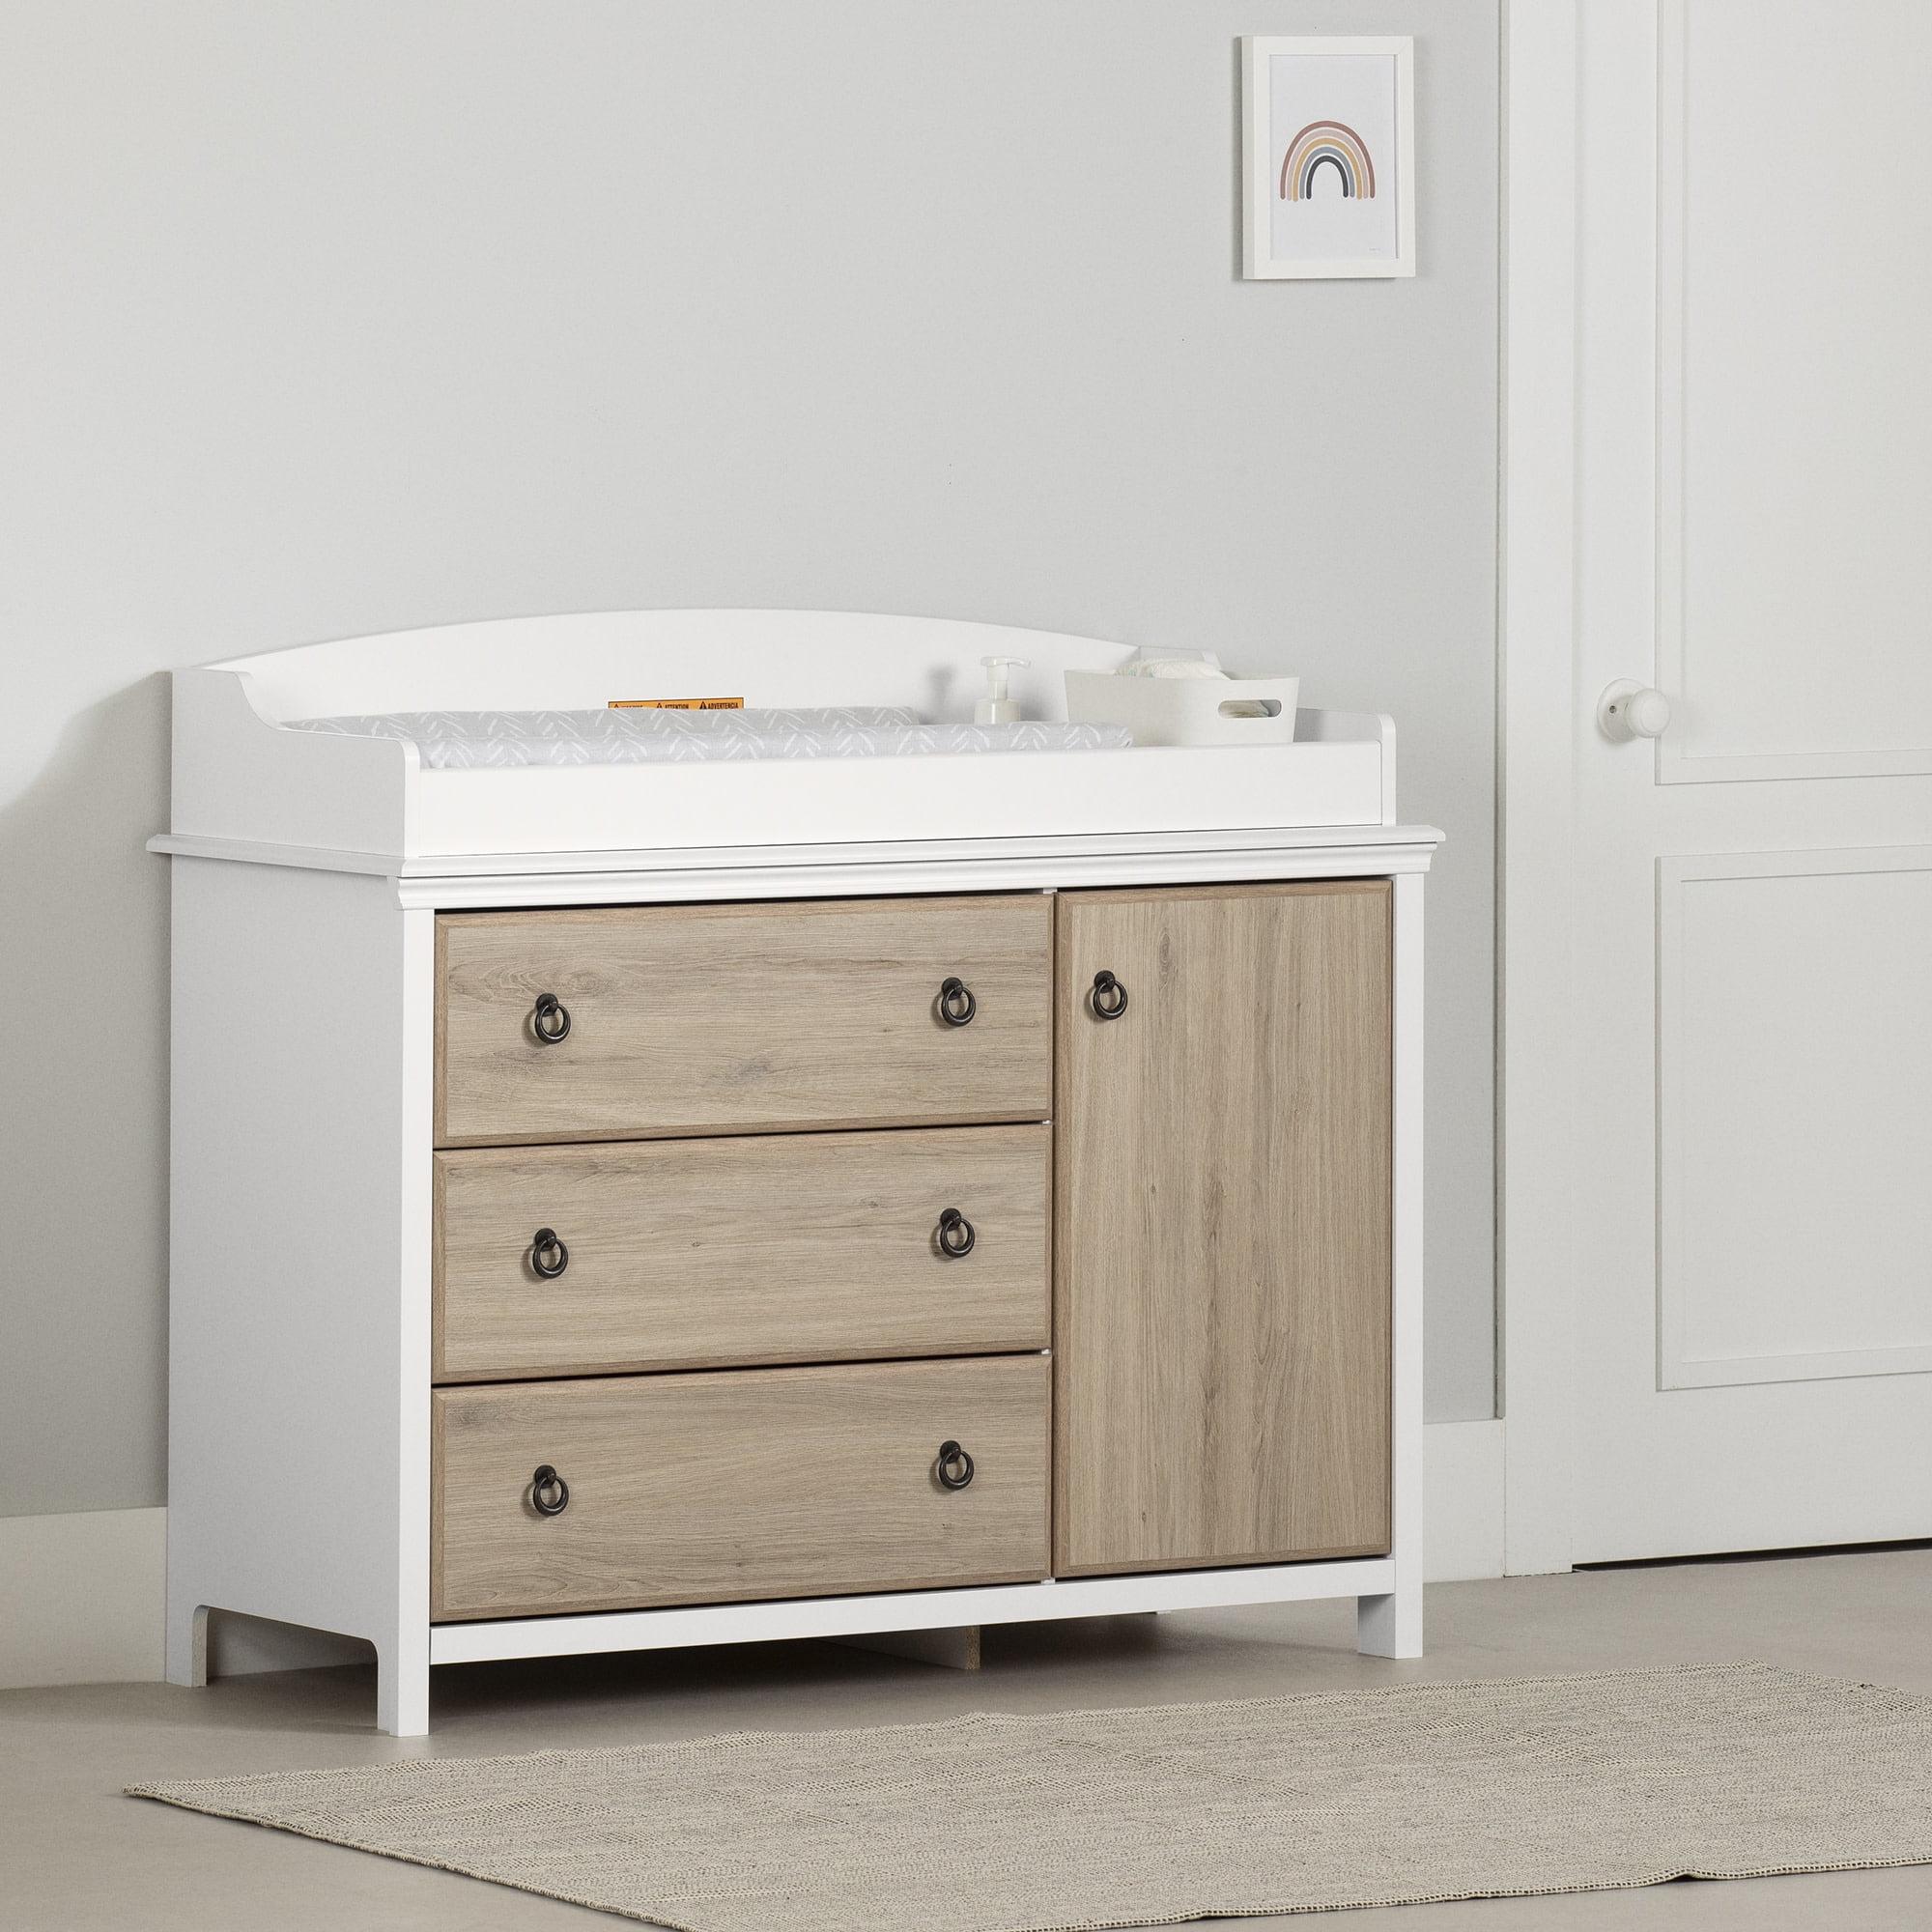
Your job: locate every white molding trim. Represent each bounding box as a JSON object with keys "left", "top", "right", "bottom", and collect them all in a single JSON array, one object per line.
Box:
[
  {"left": 0, "top": 1508, "right": 366, "bottom": 1690},
  {"left": 148, "top": 823, "right": 1447, "bottom": 913},
  {"left": 1497, "top": 0, "right": 1580, "bottom": 1577},
  {"left": 0, "top": 1421, "right": 1503, "bottom": 1690},
  {"left": 0, "top": 1508, "right": 166, "bottom": 1689},
  {"left": 1424, "top": 1419, "right": 1506, "bottom": 1581}
]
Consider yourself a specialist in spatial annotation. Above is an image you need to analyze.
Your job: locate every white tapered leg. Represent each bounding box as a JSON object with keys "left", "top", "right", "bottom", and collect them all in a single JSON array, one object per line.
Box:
[
  {"left": 165, "top": 1599, "right": 210, "bottom": 1689},
  {"left": 1359, "top": 872, "right": 1426, "bottom": 1664},
  {"left": 1355, "top": 1582, "right": 1423, "bottom": 1658},
  {"left": 377, "top": 1629, "right": 431, "bottom": 1737}
]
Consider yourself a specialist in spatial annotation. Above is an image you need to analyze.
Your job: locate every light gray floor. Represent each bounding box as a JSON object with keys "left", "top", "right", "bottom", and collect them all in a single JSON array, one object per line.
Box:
[{"left": 5, "top": 1548, "right": 1930, "bottom": 1930}]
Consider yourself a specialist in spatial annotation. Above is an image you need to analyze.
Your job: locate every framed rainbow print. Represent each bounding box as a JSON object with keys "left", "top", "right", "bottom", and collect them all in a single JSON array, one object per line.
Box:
[{"left": 1241, "top": 36, "right": 1415, "bottom": 280}]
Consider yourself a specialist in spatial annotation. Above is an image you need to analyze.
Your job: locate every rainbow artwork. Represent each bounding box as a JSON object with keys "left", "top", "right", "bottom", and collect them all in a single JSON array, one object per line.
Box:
[{"left": 1278, "top": 121, "right": 1377, "bottom": 202}]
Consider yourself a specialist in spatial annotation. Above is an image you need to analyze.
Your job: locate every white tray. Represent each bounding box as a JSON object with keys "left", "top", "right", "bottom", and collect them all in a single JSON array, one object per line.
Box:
[{"left": 1065, "top": 669, "right": 1300, "bottom": 747}]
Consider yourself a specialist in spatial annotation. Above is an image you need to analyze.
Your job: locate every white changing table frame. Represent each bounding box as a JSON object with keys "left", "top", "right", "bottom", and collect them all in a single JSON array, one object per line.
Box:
[{"left": 150, "top": 610, "right": 1438, "bottom": 1735}]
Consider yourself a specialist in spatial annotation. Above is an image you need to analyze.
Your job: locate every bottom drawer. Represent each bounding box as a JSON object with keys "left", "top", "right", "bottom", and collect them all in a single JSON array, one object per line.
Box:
[{"left": 432, "top": 1354, "right": 1050, "bottom": 1621}]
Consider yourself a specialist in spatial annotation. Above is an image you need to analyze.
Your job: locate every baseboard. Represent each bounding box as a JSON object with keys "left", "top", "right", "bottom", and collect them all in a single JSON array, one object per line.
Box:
[
  {"left": 2, "top": 1419, "right": 1507, "bottom": 1690},
  {"left": 0, "top": 1507, "right": 167, "bottom": 1690},
  {"left": 1424, "top": 1418, "right": 1507, "bottom": 1580},
  {"left": 0, "top": 1507, "right": 364, "bottom": 1690}
]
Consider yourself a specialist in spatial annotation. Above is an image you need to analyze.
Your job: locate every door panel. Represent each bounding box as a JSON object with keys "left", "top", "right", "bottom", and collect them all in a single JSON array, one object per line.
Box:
[
  {"left": 1568, "top": 0, "right": 1932, "bottom": 1561},
  {"left": 1657, "top": 0, "right": 1932, "bottom": 781},
  {"left": 1052, "top": 883, "right": 1391, "bottom": 1577},
  {"left": 1659, "top": 851, "right": 1932, "bottom": 1389}
]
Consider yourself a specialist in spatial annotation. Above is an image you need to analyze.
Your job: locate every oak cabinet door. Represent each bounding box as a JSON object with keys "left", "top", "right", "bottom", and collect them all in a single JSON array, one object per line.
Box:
[{"left": 1053, "top": 882, "right": 1392, "bottom": 1576}]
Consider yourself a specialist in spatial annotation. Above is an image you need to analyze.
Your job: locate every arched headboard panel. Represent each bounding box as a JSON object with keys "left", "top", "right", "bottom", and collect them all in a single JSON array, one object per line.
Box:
[{"left": 215, "top": 609, "right": 1134, "bottom": 724}]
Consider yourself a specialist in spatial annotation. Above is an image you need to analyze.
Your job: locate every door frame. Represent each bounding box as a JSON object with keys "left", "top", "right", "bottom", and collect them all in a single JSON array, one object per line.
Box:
[{"left": 1497, "top": 0, "right": 1582, "bottom": 1576}]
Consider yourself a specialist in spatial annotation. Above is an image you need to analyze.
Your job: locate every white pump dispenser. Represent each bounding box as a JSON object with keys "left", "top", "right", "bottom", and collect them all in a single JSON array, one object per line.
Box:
[{"left": 975, "top": 655, "right": 1028, "bottom": 725}]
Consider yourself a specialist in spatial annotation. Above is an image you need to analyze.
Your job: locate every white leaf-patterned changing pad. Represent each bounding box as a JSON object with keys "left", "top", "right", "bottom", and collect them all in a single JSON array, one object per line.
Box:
[{"left": 287, "top": 708, "right": 1130, "bottom": 768}]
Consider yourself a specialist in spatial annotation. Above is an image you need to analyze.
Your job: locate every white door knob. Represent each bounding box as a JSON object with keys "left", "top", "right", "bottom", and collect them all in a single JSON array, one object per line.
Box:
[{"left": 1598, "top": 680, "right": 1672, "bottom": 741}]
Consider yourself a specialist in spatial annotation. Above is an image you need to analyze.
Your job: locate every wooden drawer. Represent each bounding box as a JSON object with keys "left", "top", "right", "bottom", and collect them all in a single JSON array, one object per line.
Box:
[
  {"left": 434, "top": 1124, "right": 1050, "bottom": 1380},
  {"left": 432, "top": 1354, "right": 1050, "bottom": 1621},
  {"left": 435, "top": 895, "right": 1052, "bottom": 1147}
]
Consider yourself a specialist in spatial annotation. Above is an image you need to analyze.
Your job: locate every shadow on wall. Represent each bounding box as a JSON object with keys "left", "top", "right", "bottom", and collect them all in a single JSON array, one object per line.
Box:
[{"left": 0, "top": 672, "right": 173, "bottom": 1517}]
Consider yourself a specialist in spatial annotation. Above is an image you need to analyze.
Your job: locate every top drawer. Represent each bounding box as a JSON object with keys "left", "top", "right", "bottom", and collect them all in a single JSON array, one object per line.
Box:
[{"left": 435, "top": 895, "right": 1052, "bottom": 1146}]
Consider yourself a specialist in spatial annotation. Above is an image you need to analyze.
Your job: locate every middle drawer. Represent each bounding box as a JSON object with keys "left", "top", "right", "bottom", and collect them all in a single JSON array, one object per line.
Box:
[{"left": 434, "top": 1123, "right": 1051, "bottom": 1381}]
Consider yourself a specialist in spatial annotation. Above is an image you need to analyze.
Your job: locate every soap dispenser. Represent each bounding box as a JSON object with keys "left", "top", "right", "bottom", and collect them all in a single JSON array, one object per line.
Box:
[{"left": 975, "top": 655, "right": 1028, "bottom": 725}]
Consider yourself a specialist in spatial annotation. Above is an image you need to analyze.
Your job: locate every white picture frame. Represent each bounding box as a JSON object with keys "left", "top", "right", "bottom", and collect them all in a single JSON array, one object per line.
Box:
[{"left": 1241, "top": 35, "right": 1415, "bottom": 281}]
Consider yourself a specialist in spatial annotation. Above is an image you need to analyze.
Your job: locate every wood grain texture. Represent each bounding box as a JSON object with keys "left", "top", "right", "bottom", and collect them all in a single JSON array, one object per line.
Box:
[
  {"left": 433, "top": 1125, "right": 1049, "bottom": 1380},
  {"left": 1052, "top": 882, "right": 1392, "bottom": 1577},
  {"left": 435, "top": 895, "right": 1052, "bottom": 1147},
  {"left": 432, "top": 1355, "right": 1051, "bottom": 1621}
]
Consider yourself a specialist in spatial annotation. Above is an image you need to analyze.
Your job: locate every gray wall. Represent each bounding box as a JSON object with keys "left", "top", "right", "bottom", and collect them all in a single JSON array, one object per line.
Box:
[{"left": 0, "top": 0, "right": 1498, "bottom": 1520}]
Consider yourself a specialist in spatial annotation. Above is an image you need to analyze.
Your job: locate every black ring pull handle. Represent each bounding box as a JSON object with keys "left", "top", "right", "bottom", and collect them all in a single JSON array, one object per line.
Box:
[
  {"left": 936, "top": 1208, "right": 976, "bottom": 1259},
  {"left": 529, "top": 1228, "right": 569, "bottom": 1279},
  {"left": 531, "top": 992, "right": 572, "bottom": 1045},
  {"left": 1090, "top": 969, "right": 1129, "bottom": 1021},
  {"left": 935, "top": 1440, "right": 976, "bottom": 1491},
  {"left": 937, "top": 977, "right": 978, "bottom": 1027},
  {"left": 530, "top": 1464, "right": 570, "bottom": 1517}
]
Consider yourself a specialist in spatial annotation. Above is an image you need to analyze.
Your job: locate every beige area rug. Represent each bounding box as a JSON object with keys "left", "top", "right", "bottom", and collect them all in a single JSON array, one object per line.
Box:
[{"left": 128, "top": 1663, "right": 1932, "bottom": 1930}]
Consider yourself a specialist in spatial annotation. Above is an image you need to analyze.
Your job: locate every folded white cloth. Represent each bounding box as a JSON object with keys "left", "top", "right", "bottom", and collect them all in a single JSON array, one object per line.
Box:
[
  {"left": 1118, "top": 657, "right": 1229, "bottom": 680},
  {"left": 287, "top": 707, "right": 1130, "bottom": 768}
]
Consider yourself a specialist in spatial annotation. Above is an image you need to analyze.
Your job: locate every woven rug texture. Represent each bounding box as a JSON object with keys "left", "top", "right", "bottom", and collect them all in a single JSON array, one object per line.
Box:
[{"left": 128, "top": 1662, "right": 1932, "bottom": 1930}]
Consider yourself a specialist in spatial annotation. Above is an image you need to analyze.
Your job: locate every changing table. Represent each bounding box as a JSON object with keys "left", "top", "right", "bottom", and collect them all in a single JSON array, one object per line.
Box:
[{"left": 151, "top": 608, "right": 1439, "bottom": 1735}]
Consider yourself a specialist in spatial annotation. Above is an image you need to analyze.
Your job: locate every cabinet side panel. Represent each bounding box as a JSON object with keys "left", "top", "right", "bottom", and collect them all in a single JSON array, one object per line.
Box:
[
  {"left": 1053, "top": 882, "right": 1392, "bottom": 1575},
  {"left": 167, "top": 861, "right": 429, "bottom": 1662}
]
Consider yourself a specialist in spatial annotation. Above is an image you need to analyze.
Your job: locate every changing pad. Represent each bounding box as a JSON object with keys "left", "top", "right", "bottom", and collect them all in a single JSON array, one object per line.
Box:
[{"left": 288, "top": 708, "right": 1130, "bottom": 768}]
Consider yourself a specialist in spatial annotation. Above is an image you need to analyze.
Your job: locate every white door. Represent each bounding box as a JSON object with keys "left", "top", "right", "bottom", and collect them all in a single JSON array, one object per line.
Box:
[{"left": 1567, "top": 0, "right": 1932, "bottom": 1562}]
